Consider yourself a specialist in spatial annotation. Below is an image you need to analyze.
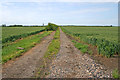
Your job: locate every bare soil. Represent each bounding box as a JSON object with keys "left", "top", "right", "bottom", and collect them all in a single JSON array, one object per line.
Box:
[
  {"left": 45, "top": 28, "right": 112, "bottom": 78},
  {"left": 2, "top": 32, "right": 55, "bottom": 78}
]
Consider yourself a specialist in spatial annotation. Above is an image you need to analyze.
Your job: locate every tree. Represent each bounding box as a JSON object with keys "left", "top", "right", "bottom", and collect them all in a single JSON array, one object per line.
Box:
[
  {"left": 2, "top": 24, "right": 6, "bottom": 27},
  {"left": 45, "top": 23, "right": 58, "bottom": 31}
]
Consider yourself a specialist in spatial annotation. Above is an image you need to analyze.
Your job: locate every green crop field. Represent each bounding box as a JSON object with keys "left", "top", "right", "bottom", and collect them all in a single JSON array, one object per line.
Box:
[
  {"left": 62, "top": 27, "right": 119, "bottom": 57},
  {"left": 62, "top": 27, "right": 118, "bottom": 42},
  {"left": 2, "top": 27, "right": 45, "bottom": 43}
]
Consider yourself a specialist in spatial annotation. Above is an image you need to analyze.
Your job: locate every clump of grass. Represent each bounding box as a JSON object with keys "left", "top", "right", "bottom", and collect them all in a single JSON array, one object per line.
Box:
[
  {"left": 88, "top": 50, "right": 93, "bottom": 55},
  {"left": 112, "top": 68, "right": 120, "bottom": 79},
  {"left": 44, "top": 28, "right": 60, "bottom": 59},
  {"left": 72, "top": 40, "right": 88, "bottom": 54}
]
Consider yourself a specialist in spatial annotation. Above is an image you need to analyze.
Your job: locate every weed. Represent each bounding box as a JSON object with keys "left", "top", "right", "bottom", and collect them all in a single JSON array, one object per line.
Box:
[{"left": 112, "top": 68, "right": 120, "bottom": 79}]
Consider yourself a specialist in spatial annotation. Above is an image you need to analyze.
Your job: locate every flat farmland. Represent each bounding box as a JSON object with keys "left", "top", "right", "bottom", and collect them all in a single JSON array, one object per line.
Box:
[
  {"left": 2, "top": 25, "right": 119, "bottom": 78},
  {"left": 62, "top": 27, "right": 118, "bottom": 42},
  {"left": 2, "top": 27, "right": 45, "bottom": 40},
  {"left": 62, "top": 27, "right": 119, "bottom": 58},
  {"left": 2, "top": 27, "right": 45, "bottom": 43}
]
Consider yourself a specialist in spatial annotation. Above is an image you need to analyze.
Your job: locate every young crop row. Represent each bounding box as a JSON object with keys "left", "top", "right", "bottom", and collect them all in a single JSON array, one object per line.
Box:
[
  {"left": 2, "top": 27, "right": 45, "bottom": 44},
  {"left": 61, "top": 27, "right": 120, "bottom": 58}
]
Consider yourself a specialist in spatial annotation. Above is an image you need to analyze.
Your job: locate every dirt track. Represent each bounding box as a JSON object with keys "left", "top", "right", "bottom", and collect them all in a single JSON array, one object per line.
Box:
[
  {"left": 2, "top": 32, "right": 55, "bottom": 78},
  {"left": 46, "top": 28, "right": 112, "bottom": 78},
  {"left": 2, "top": 28, "right": 113, "bottom": 78}
]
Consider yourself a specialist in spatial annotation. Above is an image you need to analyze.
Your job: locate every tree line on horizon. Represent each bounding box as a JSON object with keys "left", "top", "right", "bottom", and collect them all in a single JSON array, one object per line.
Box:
[{"left": 1, "top": 24, "right": 115, "bottom": 27}]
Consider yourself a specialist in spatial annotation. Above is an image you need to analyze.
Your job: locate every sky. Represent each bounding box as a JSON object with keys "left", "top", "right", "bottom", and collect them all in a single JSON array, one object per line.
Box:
[{"left": 0, "top": 0, "right": 119, "bottom": 26}]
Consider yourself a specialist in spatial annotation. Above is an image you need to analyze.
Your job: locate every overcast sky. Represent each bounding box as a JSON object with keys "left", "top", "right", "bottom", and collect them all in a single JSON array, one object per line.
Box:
[{"left": 0, "top": 0, "right": 118, "bottom": 26}]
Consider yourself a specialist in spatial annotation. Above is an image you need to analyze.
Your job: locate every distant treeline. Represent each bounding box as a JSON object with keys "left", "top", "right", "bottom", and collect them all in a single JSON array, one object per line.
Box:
[
  {"left": 1, "top": 23, "right": 59, "bottom": 31},
  {"left": 60, "top": 25, "right": 115, "bottom": 27},
  {"left": 1, "top": 24, "right": 45, "bottom": 27},
  {"left": 1, "top": 24, "right": 117, "bottom": 27}
]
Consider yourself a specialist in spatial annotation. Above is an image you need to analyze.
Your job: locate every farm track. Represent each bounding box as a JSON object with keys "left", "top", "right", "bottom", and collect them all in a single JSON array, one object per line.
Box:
[
  {"left": 2, "top": 28, "right": 113, "bottom": 78},
  {"left": 2, "top": 31, "right": 55, "bottom": 78},
  {"left": 46, "top": 28, "right": 112, "bottom": 78}
]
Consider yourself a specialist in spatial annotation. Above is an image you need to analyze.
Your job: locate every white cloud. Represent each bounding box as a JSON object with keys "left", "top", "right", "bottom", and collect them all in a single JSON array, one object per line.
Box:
[{"left": 0, "top": 0, "right": 119, "bottom": 2}]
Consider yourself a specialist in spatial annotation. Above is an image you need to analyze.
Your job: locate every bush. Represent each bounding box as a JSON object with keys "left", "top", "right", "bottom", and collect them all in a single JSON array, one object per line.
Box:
[{"left": 45, "top": 23, "right": 58, "bottom": 31}]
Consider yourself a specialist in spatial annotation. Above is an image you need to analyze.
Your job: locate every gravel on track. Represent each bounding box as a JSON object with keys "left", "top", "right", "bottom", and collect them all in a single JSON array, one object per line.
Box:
[{"left": 46, "top": 28, "right": 112, "bottom": 78}]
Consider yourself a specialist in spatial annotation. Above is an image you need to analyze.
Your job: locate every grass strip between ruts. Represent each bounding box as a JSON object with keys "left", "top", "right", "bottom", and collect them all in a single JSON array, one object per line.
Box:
[
  {"left": 37, "top": 28, "right": 60, "bottom": 77},
  {"left": 44, "top": 28, "right": 60, "bottom": 59}
]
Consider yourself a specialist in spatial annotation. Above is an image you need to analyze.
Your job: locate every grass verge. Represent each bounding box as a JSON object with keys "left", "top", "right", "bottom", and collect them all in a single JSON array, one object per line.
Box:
[
  {"left": 2, "top": 31, "right": 52, "bottom": 64},
  {"left": 72, "top": 40, "right": 93, "bottom": 55}
]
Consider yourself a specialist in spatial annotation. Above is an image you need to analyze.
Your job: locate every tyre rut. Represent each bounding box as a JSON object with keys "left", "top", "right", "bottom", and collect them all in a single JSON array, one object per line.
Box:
[
  {"left": 2, "top": 31, "right": 55, "bottom": 78},
  {"left": 46, "top": 28, "right": 112, "bottom": 78}
]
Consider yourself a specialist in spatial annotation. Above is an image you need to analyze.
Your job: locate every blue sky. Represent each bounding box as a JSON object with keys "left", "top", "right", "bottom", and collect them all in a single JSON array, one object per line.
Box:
[{"left": 0, "top": 2, "right": 118, "bottom": 26}]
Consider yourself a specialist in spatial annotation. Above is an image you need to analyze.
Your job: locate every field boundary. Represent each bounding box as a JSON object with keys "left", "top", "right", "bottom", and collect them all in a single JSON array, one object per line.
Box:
[
  {"left": 2, "top": 28, "right": 45, "bottom": 44},
  {"left": 2, "top": 31, "right": 52, "bottom": 64}
]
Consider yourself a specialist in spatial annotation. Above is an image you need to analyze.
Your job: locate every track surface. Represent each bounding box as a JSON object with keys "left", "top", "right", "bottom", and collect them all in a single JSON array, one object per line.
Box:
[
  {"left": 46, "top": 28, "right": 112, "bottom": 78},
  {"left": 2, "top": 32, "right": 55, "bottom": 78}
]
